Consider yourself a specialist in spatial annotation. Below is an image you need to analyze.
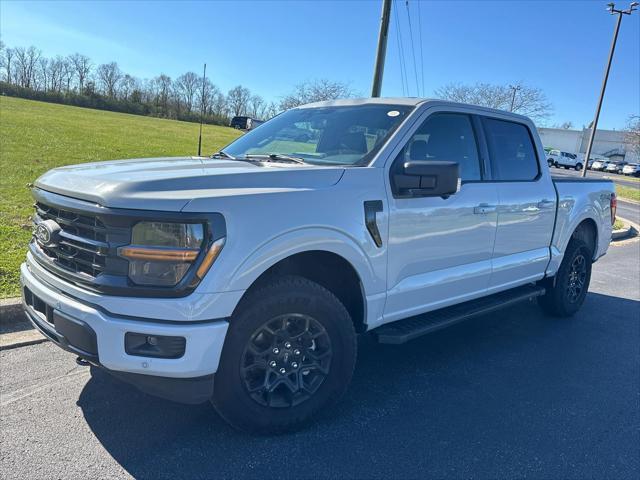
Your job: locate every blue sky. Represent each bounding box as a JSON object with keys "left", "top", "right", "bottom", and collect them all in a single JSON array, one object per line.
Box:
[{"left": 1, "top": 0, "right": 638, "bottom": 129}]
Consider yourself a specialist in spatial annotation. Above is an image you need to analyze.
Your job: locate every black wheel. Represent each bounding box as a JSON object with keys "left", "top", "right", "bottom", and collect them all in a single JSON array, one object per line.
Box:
[
  {"left": 538, "top": 238, "right": 592, "bottom": 317},
  {"left": 212, "top": 275, "right": 357, "bottom": 433},
  {"left": 575, "top": 163, "right": 582, "bottom": 171}
]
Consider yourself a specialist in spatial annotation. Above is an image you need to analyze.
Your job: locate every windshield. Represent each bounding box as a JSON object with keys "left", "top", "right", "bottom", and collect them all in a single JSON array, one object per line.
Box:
[{"left": 222, "top": 104, "right": 413, "bottom": 166}]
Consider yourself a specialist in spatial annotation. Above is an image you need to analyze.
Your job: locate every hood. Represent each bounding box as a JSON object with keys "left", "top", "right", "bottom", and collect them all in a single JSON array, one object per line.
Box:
[{"left": 35, "top": 157, "right": 345, "bottom": 211}]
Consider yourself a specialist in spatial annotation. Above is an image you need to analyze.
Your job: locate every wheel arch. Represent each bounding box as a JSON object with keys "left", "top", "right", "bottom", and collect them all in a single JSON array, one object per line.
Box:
[
  {"left": 234, "top": 250, "right": 368, "bottom": 333},
  {"left": 221, "top": 228, "right": 382, "bottom": 333},
  {"left": 571, "top": 218, "right": 598, "bottom": 258}
]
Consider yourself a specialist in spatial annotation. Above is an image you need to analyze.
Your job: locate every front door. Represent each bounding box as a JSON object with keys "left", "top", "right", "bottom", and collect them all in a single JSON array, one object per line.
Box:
[{"left": 383, "top": 111, "right": 499, "bottom": 323}]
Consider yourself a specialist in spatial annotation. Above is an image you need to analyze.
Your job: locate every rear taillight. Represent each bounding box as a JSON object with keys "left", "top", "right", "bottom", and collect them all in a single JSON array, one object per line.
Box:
[{"left": 610, "top": 192, "right": 617, "bottom": 225}]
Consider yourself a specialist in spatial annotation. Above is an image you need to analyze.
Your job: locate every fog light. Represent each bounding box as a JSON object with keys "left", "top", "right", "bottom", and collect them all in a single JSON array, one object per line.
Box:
[{"left": 125, "top": 332, "right": 186, "bottom": 359}]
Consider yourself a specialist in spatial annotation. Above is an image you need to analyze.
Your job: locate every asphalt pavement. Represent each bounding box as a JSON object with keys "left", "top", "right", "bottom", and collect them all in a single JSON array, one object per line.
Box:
[{"left": 1, "top": 240, "right": 639, "bottom": 479}]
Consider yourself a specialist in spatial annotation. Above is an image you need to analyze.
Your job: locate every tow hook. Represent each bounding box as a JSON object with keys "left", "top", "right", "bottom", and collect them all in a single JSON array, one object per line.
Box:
[{"left": 75, "top": 356, "right": 91, "bottom": 367}]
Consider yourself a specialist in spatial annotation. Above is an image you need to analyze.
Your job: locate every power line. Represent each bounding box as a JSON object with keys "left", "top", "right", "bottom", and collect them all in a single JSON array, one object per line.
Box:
[
  {"left": 405, "top": 0, "right": 421, "bottom": 96},
  {"left": 393, "top": 0, "right": 408, "bottom": 96},
  {"left": 417, "top": 0, "right": 425, "bottom": 97}
]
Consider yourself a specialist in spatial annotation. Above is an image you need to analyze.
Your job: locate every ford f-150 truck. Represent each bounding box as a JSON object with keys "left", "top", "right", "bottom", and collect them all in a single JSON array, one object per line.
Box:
[{"left": 21, "top": 98, "right": 616, "bottom": 433}]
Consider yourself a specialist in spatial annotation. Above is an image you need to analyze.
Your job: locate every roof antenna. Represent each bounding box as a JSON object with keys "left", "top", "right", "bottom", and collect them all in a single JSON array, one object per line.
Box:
[{"left": 197, "top": 63, "right": 207, "bottom": 156}]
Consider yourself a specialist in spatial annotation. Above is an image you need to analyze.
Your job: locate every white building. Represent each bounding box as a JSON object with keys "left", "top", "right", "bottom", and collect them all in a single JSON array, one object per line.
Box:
[{"left": 538, "top": 127, "right": 638, "bottom": 163}]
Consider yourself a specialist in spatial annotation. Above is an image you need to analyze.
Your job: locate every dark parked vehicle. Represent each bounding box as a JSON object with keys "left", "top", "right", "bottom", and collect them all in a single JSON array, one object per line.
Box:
[{"left": 230, "top": 116, "right": 264, "bottom": 130}]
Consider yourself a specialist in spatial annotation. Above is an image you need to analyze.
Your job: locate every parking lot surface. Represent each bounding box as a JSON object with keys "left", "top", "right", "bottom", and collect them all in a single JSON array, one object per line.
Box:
[{"left": 1, "top": 240, "right": 638, "bottom": 480}]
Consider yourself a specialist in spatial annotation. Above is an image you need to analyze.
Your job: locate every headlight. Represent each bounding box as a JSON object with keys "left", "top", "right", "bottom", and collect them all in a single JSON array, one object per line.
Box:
[{"left": 118, "top": 222, "right": 207, "bottom": 286}]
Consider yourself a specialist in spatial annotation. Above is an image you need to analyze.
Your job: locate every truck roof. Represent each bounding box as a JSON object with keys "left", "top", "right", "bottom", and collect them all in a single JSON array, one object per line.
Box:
[{"left": 299, "top": 97, "right": 533, "bottom": 123}]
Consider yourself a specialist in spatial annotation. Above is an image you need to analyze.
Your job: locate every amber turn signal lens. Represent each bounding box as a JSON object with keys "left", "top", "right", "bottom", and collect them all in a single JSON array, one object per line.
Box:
[
  {"left": 196, "top": 238, "right": 226, "bottom": 279},
  {"left": 118, "top": 246, "right": 200, "bottom": 262}
]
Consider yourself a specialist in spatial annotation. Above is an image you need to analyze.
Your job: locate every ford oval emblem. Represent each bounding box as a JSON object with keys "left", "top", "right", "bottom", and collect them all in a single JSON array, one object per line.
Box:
[{"left": 34, "top": 219, "right": 61, "bottom": 247}]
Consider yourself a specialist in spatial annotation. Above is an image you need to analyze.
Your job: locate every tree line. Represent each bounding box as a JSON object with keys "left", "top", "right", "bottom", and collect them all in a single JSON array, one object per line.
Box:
[{"left": 0, "top": 42, "right": 355, "bottom": 126}]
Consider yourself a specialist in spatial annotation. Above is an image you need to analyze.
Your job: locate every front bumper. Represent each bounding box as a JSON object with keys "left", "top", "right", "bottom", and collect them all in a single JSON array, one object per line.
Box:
[{"left": 20, "top": 261, "right": 230, "bottom": 402}]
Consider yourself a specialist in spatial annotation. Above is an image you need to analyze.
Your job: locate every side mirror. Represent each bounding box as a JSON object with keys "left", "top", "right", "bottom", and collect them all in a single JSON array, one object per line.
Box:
[{"left": 394, "top": 161, "right": 460, "bottom": 198}]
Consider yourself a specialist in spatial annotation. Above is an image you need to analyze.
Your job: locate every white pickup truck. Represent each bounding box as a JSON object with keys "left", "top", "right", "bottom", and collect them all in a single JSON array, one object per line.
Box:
[{"left": 21, "top": 98, "right": 616, "bottom": 433}]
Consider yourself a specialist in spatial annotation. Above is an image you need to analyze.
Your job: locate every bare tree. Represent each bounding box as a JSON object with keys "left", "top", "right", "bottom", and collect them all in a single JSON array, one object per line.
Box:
[
  {"left": 248, "top": 94, "right": 265, "bottom": 119},
  {"left": 625, "top": 115, "right": 640, "bottom": 157},
  {"left": 69, "top": 53, "right": 92, "bottom": 91},
  {"left": 212, "top": 92, "right": 229, "bottom": 118},
  {"left": 1, "top": 44, "right": 14, "bottom": 83},
  {"left": 175, "top": 72, "right": 199, "bottom": 113},
  {"left": 227, "top": 85, "right": 251, "bottom": 116},
  {"left": 14, "top": 46, "right": 41, "bottom": 88},
  {"left": 434, "top": 81, "right": 552, "bottom": 124},
  {"left": 37, "top": 56, "right": 49, "bottom": 91},
  {"left": 555, "top": 121, "right": 574, "bottom": 129},
  {"left": 196, "top": 78, "right": 219, "bottom": 116},
  {"left": 154, "top": 74, "right": 172, "bottom": 114},
  {"left": 264, "top": 101, "right": 280, "bottom": 120},
  {"left": 279, "top": 79, "right": 354, "bottom": 110},
  {"left": 120, "top": 74, "right": 137, "bottom": 100},
  {"left": 48, "top": 56, "right": 66, "bottom": 93},
  {"left": 97, "top": 62, "right": 122, "bottom": 98}
]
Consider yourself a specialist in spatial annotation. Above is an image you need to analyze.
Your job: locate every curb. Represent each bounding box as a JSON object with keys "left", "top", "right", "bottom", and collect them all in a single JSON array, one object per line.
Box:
[
  {"left": 0, "top": 297, "right": 23, "bottom": 322},
  {"left": 617, "top": 196, "right": 640, "bottom": 206},
  {"left": 0, "top": 297, "right": 49, "bottom": 350},
  {"left": 612, "top": 216, "right": 639, "bottom": 241}
]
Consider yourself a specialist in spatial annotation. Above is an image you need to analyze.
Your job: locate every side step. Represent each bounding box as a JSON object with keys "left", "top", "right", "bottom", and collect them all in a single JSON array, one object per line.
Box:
[{"left": 374, "top": 284, "right": 546, "bottom": 344}]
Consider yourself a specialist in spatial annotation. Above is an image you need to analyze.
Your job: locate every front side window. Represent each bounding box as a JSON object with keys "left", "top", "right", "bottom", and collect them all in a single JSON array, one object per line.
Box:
[
  {"left": 396, "top": 113, "right": 482, "bottom": 181},
  {"left": 483, "top": 118, "right": 539, "bottom": 181},
  {"left": 223, "top": 105, "right": 413, "bottom": 166}
]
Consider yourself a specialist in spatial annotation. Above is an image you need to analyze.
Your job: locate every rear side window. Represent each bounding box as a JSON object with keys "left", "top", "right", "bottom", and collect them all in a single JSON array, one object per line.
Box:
[{"left": 483, "top": 118, "right": 539, "bottom": 181}]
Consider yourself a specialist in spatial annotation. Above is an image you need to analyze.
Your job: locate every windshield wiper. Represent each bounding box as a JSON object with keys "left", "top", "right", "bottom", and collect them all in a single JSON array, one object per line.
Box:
[
  {"left": 210, "top": 150, "right": 236, "bottom": 160},
  {"left": 243, "top": 154, "right": 306, "bottom": 164}
]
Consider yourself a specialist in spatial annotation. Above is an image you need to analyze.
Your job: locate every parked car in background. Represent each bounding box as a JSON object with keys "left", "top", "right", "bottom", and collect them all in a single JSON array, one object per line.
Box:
[
  {"left": 591, "top": 160, "right": 608, "bottom": 171},
  {"left": 21, "top": 98, "right": 616, "bottom": 433},
  {"left": 547, "top": 149, "right": 583, "bottom": 171},
  {"left": 230, "top": 116, "right": 264, "bottom": 130},
  {"left": 605, "top": 161, "right": 626, "bottom": 174},
  {"left": 622, "top": 163, "right": 640, "bottom": 177}
]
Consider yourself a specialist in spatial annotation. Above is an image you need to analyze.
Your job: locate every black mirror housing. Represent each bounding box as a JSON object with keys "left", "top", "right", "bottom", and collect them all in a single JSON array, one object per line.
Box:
[{"left": 394, "top": 161, "right": 460, "bottom": 198}]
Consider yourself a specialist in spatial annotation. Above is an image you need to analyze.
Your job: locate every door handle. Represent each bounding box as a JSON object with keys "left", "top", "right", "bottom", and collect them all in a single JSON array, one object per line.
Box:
[
  {"left": 474, "top": 204, "right": 496, "bottom": 214},
  {"left": 537, "top": 199, "right": 555, "bottom": 209}
]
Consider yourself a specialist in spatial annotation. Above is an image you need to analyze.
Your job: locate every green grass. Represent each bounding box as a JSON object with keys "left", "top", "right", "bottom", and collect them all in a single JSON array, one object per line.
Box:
[
  {"left": 616, "top": 185, "right": 640, "bottom": 202},
  {"left": 613, "top": 219, "right": 624, "bottom": 231},
  {"left": 0, "top": 96, "right": 241, "bottom": 298}
]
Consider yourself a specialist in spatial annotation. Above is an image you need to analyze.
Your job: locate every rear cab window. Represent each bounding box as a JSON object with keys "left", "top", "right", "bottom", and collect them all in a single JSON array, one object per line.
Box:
[{"left": 482, "top": 117, "right": 540, "bottom": 181}]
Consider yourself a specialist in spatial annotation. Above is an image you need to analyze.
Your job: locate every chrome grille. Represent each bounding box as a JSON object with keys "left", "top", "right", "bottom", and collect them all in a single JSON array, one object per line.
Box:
[{"left": 33, "top": 202, "right": 108, "bottom": 278}]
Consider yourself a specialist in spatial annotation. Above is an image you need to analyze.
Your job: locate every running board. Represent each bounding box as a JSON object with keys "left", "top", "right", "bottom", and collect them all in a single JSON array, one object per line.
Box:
[{"left": 375, "top": 284, "right": 546, "bottom": 344}]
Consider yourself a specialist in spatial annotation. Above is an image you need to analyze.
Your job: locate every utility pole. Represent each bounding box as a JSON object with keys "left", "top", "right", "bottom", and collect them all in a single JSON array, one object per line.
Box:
[
  {"left": 371, "top": 0, "right": 392, "bottom": 97},
  {"left": 509, "top": 84, "right": 521, "bottom": 112},
  {"left": 197, "top": 63, "right": 207, "bottom": 157},
  {"left": 581, "top": 2, "right": 638, "bottom": 177}
]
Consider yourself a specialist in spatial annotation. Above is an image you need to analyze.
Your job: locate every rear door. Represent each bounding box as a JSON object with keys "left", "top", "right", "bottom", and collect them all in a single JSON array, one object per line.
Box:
[{"left": 480, "top": 116, "right": 557, "bottom": 293}]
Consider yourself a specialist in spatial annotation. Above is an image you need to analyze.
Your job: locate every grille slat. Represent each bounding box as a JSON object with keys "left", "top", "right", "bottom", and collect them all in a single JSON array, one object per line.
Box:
[{"left": 34, "top": 202, "right": 109, "bottom": 278}]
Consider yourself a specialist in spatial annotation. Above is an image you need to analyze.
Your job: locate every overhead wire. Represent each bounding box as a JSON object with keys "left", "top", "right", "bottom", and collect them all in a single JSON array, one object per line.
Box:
[
  {"left": 417, "top": 0, "right": 425, "bottom": 97},
  {"left": 405, "top": 0, "right": 421, "bottom": 97},
  {"left": 393, "top": 0, "right": 408, "bottom": 96}
]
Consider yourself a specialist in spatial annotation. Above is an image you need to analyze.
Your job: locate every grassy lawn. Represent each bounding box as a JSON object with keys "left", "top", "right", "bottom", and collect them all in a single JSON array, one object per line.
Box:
[
  {"left": 616, "top": 185, "right": 640, "bottom": 202},
  {"left": 0, "top": 96, "right": 241, "bottom": 298}
]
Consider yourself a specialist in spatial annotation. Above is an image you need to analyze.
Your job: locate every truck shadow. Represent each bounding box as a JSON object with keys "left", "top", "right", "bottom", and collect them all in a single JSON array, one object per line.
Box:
[{"left": 77, "top": 292, "right": 639, "bottom": 479}]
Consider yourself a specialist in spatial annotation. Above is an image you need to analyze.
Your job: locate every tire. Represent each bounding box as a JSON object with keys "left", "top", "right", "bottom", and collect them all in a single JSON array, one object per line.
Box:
[
  {"left": 212, "top": 275, "right": 357, "bottom": 433},
  {"left": 575, "top": 163, "right": 582, "bottom": 171},
  {"left": 538, "top": 238, "right": 592, "bottom": 317},
  {"left": 554, "top": 162, "right": 560, "bottom": 168}
]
